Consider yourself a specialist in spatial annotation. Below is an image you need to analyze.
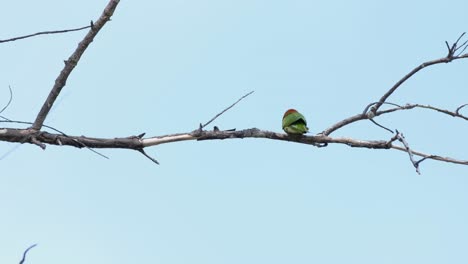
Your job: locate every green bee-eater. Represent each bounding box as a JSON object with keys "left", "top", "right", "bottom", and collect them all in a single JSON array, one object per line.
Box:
[{"left": 282, "top": 109, "right": 309, "bottom": 134}]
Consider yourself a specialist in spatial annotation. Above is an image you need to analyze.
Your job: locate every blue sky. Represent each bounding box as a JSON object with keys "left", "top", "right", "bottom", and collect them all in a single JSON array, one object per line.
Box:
[{"left": 1, "top": 1, "right": 468, "bottom": 263}]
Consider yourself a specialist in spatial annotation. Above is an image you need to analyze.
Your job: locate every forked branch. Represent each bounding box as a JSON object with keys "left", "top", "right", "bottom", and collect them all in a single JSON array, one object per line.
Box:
[
  {"left": 370, "top": 33, "right": 468, "bottom": 114},
  {"left": 0, "top": 4, "right": 466, "bottom": 172}
]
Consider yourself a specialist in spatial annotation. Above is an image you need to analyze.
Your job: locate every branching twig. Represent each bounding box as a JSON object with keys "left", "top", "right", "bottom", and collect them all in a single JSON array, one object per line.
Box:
[
  {"left": 362, "top": 101, "right": 402, "bottom": 116},
  {"left": 1, "top": 14, "right": 466, "bottom": 173},
  {"left": 391, "top": 145, "right": 467, "bottom": 165},
  {"left": 446, "top": 32, "right": 468, "bottom": 57},
  {"left": 31, "top": 0, "right": 120, "bottom": 130},
  {"left": 370, "top": 33, "right": 468, "bottom": 114},
  {"left": 322, "top": 102, "right": 468, "bottom": 136},
  {"left": 201, "top": 91, "right": 254, "bottom": 129},
  {"left": 19, "top": 244, "right": 37, "bottom": 264},
  {"left": 0, "top": 24, "right": 91, "bottom": 43}
]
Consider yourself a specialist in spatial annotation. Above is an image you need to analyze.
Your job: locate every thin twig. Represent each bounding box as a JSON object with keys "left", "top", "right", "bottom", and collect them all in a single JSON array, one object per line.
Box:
[
  {"left": 369, "top": 118, "right": 394, "bottom": 134},
  {"left": 452, "top": 32, "right": 467, "bottom": 55},
  {"left": 0, "top": 25, "right": 91, "bottom": 43},
  {"left": 19, "top": 244, "right": 37, "bottom": 264},
  {"left": 31, "top": 0, "right": 120, "bottom": 130},
  {"left": 201, "top": 91, "right": 254, "bottom": 129},
  {"left": 456, "top": 103, "right": 468, "bottom": 115},
  {"left": 0, "top": 86, "right": 13, "bottom": 116},
  {"left": 414, "top": 155, "right": 436, "bottom": 167}
]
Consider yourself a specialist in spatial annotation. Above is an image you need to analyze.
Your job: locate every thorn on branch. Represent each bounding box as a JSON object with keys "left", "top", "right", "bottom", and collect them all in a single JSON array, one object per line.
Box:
[{"left": 19, "top": 244, "right": 37, "bottom": 264}]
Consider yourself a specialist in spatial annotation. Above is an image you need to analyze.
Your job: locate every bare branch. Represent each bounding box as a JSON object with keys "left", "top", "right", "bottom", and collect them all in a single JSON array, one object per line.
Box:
[
  {"left": 31, "top": 0, "right": 120, "bottom": 130},
  {"left": 19, "top": 244, "right": 37, "bottom": 264},
  {"left": 395, "top": 130, "right": 421, "bottom": 174},
  {"left": 0, "top": 127, "right": 466, "bottom": 166},
  {"left": 0, "top": 25, "right": 91, "bottom": 43},
  {"left": 392, "top": 145, "right": 468, "bottom": 165},
  {"left": 0, "top": 119, "right": 109, "bottom": 158},
  {"left": 378, "top": 103, "right": 468, "bottom": 121},
  {"left": 370, "top": 33, "right": 468, "bottom": 114},
  {"left": 322, "top": 102, "right": 467, "bottom": 136},
  {"left": 201, "top": 91, "right": 254, "bottom": 129},
  {"left": 320, "top": 113, "right": 367, "bottom": 136}
]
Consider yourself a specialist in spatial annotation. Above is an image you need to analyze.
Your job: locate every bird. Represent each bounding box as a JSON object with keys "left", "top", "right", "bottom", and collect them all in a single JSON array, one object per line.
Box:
[{"left": 282, "top": 109, "right": 309, "bottom": 135}]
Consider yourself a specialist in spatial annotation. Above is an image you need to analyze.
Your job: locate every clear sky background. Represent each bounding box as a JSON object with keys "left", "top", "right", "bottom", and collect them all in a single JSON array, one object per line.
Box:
[{"left": 1, "top": 1, "right": 468, "bottom": 263}]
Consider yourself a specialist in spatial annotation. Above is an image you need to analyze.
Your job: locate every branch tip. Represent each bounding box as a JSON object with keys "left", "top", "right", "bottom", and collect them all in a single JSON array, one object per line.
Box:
[
  {"left": 19, "top": 244, "right": 37, "bottom": 264},
  {"left": 138, "top": 149, "right": 159, "bottom": 165}
]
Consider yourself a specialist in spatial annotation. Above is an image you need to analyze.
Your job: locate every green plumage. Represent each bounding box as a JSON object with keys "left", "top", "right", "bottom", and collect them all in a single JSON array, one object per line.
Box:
[{"left": 282, "top": 110, "right": 309, "bottom": 134}]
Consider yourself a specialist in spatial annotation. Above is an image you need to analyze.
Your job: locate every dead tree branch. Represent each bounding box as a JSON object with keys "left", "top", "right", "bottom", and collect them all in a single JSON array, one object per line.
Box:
[
  {"left": 0, "top": 127, "right": 466, "bottom": 166},
  {"left": 0, "top": 0, "right": 466, "bottom": 173},
  {"left": 31, "top": 0, "right": 120, "bottom": 131},
  {"left": 370, "top": 33, "right": 468, "bottom": 114}
]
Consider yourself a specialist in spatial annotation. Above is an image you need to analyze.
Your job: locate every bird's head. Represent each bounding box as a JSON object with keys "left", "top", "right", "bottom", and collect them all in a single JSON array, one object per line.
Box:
[{"left": 283, "top": 109, "right": 298, "bottom": 118}]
